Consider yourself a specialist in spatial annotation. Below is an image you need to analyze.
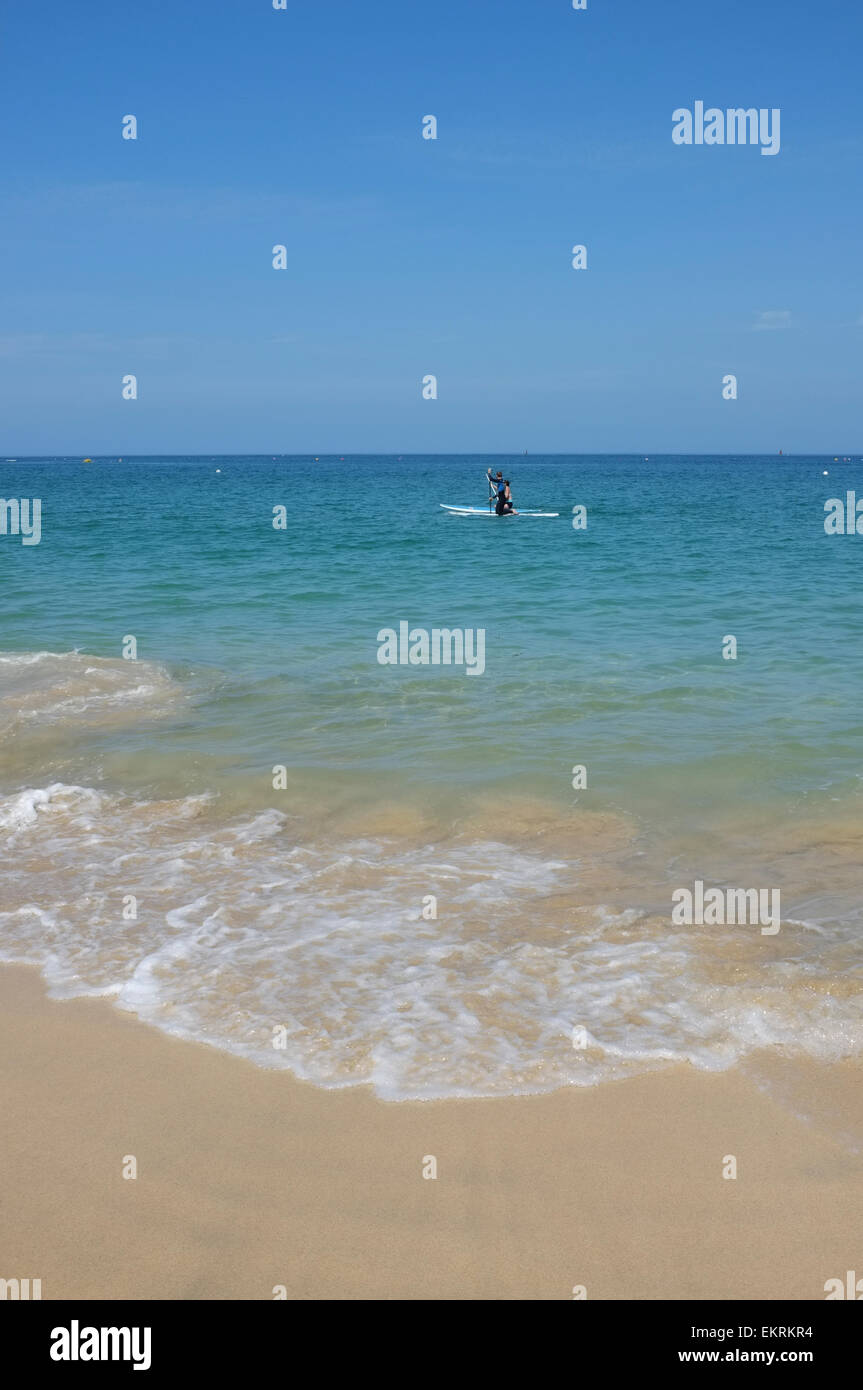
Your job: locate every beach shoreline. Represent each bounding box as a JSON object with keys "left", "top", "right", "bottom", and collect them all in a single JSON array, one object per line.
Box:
[{"left": 2, "top": 963, "right": 859, "bottom": 1301}]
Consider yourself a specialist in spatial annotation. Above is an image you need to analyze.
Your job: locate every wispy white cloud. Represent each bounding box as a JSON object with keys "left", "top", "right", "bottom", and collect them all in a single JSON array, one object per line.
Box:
[
  {"left": 0, "top": 331, "right": 275, "bottom": 361},
  {"left": 751, "top": 310, "right": 791, "bottom": 331},
  {"left": 2, "top": 181, "right": 379, "bottom": 226},
  {"left": 356, "top": 128, "right": 674, "bottom": 177}
]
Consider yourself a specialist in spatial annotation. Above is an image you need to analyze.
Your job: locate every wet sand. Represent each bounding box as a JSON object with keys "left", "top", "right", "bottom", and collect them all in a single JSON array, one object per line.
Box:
[{"left": 1, "top": 964, "right": 860, "bottom": 1300}]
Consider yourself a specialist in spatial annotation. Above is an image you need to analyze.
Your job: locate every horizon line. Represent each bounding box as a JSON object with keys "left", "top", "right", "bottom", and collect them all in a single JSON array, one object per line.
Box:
[{"left": 3, "top": 451, "right": 861, "bottom": 461}]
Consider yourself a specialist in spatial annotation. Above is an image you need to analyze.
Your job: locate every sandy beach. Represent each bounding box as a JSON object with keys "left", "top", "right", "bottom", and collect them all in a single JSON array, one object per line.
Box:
[
  {"left": 4, "top": 0, "right": 862, "bottom": 1323},
  {"left": 1, "top": 964, "right": 860, "bottom": 1301}
]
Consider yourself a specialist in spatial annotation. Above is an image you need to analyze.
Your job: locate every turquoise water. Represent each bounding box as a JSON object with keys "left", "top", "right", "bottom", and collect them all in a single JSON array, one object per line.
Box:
[
  {"left": 3, "top": 453, "right": 863, "bottom": 818},
  {"left": 1, "top": 455, "right": 862, "bottom": 1104}
]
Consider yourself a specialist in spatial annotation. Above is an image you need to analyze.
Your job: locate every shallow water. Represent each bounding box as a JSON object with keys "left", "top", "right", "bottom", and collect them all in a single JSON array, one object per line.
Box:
[{"left": 1, "top": 456, "right": 861, "bottom": 1113}]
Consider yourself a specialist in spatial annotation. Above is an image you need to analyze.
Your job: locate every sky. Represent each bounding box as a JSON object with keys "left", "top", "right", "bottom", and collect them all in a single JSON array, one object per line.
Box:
[{"left": 1, "top": 0, "right": 861, "bottom": 454}]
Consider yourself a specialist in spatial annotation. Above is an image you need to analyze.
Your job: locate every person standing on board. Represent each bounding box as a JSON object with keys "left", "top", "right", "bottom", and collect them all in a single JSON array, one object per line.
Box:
[{"left": 487, "top": 468, "right": 505, "bottom": 506}]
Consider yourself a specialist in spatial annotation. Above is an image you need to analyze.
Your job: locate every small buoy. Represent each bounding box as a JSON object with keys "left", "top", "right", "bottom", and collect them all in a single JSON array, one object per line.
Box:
[{"left": 82, "top": 457, "right": 92, "bottom": 462}]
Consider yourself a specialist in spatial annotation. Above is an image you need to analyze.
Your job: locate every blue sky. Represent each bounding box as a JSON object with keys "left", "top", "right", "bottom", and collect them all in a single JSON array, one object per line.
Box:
[{"left": 1, "top": 0, "right": 861, "bottom": 454}]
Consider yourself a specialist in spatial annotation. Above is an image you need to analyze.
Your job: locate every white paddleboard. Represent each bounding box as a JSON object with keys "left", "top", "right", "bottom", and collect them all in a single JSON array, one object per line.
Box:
[{"left": 440, "top": 504, "right": 559, "bottom": 517}]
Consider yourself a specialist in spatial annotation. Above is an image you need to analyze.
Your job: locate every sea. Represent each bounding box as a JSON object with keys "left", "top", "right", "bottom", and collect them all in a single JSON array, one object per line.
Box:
[{"left": 1, "top": 455, "right": 861, "bottom": 1130}]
